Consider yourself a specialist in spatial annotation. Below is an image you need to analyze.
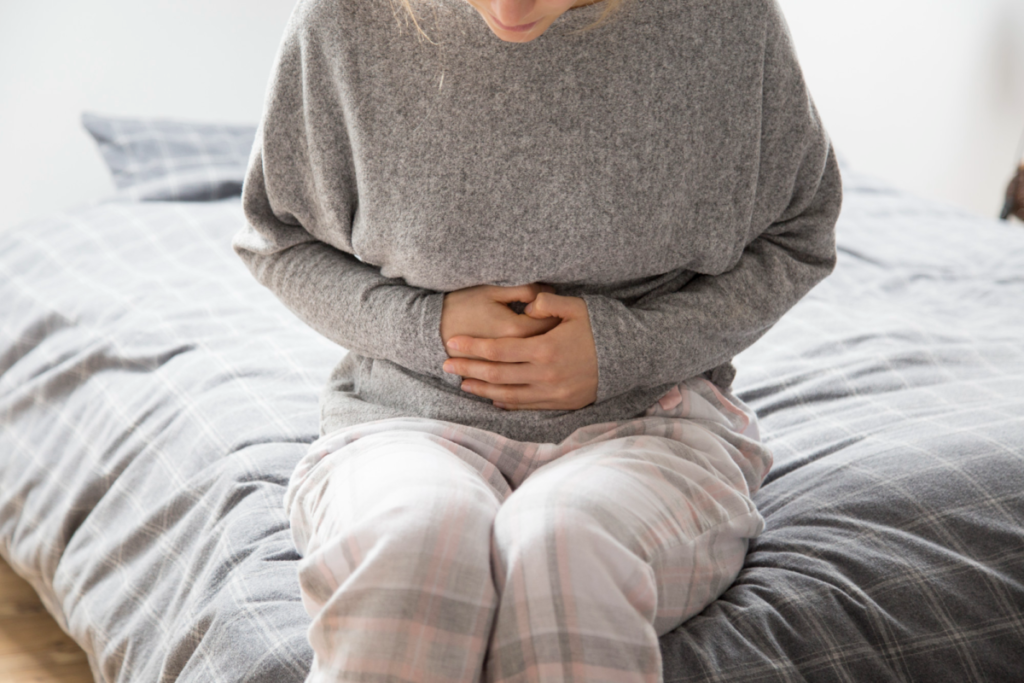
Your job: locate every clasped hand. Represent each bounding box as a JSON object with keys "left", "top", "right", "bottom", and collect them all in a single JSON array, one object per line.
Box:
[{"left": 440, "top": 284, "right": 598, "bottom": 411}]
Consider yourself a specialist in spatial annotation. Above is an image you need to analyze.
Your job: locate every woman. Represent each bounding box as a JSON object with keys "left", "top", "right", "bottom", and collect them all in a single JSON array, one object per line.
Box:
[{"left": 234, "top": 0, "right": 842, "bottom": 680}]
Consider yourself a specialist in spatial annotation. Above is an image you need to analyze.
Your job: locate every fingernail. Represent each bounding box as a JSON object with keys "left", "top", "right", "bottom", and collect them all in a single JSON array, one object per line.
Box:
[
  {"left": 442, "top": 362, "right": 453, "bottom": 373},
  {"left": 447, "top": 339, "right": 460, "bottom": 350},
  {"left": 493, "top": 402, "right": 507, "bottom": 410}
]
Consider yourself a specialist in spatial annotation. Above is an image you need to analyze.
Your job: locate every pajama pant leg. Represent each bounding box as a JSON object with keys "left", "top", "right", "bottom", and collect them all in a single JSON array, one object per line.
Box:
[
  {"left": 485, "top": 428, "right": 765, "bottom": 683},
  {"left": 288, "top": 431, "right": 511, "bottom": 683},
  {"left": 287, "top": 380, "right": 770, "bottom": 683}
]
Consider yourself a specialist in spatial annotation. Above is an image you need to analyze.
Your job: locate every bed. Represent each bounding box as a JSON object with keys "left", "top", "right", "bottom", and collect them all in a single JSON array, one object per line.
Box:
[{"left": 1, "top": 114, "right": 1022, "bottom": 682}]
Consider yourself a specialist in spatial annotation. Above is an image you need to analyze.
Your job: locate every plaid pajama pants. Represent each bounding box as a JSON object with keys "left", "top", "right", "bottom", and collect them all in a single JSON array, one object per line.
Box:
[{"left": 285, "top": 378, "right": 772, "bottom": 683}]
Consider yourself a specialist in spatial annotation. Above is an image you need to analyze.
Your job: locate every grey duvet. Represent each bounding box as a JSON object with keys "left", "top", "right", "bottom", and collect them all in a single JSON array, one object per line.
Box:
[{"left": 1, "top": 168, "right": 1023, "bottom": 682}]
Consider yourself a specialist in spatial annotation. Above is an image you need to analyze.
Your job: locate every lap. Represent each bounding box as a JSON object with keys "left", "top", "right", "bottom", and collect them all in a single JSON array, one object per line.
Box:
[
  {"left": 286, "top": 377, "right": 771, "bottom": 558},
  {"left": 286, "top": 379, "right": 772, "bottom": 643}
]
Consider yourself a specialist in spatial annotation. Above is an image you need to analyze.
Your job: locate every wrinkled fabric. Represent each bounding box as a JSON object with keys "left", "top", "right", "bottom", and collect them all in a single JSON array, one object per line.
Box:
[
  {"left": 287, "top": 380, "right": 770, "bottom": 682},
  {"left": 235, "top": 0, "right": 841, "bottom": 444}
]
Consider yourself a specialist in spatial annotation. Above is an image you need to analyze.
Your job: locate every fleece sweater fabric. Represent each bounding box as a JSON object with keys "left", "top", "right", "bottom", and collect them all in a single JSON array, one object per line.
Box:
[{"left": 234, "top": 0, "right": 842, "bottom": 445}]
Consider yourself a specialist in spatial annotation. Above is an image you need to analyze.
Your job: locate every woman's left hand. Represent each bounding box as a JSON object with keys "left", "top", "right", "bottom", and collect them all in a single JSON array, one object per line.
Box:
[{"left": 442, "top": 293, "right": 599, "bottom": 411}]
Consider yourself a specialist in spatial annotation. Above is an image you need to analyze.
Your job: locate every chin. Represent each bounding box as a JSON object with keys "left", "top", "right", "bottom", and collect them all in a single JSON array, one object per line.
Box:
[
  {"left": 485, "top": 18, "right": 550, "bottom": 42},
  {"left": 493, "top": 31, "right": 542, "bottom": 43}
]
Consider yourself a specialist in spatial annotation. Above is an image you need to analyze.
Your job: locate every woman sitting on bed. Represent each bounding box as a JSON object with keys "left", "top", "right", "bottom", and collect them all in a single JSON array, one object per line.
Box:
[{"left": 233, "top": 0, "right": 841, "bottom": 680}]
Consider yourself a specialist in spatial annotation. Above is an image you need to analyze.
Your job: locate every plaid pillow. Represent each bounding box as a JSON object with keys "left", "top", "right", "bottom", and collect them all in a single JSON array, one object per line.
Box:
[{"left": 82, "top": 112, "right": 257, "bottom": 201}]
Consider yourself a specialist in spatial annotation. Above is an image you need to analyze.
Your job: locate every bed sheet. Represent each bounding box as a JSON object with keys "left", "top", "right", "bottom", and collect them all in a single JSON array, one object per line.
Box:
[{"left": 1, "top": 172, "right": 1022, "bottom": 681}]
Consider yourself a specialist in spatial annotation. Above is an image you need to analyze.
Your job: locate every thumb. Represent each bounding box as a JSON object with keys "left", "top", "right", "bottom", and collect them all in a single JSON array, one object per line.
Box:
[{"left": 524, "top": 292, "right": 579, "bottom": 320}]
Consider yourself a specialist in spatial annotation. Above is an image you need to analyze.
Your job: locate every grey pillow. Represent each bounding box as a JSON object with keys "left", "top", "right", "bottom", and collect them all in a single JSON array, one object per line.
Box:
[{"left": 82, "top": 112, "right": 257, "bottom": 201}]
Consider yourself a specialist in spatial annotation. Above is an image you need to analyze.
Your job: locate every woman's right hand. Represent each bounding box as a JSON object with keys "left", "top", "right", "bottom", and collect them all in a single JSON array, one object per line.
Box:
[{"left": 441, "top": 284, "right": 560, "bottom": 360}]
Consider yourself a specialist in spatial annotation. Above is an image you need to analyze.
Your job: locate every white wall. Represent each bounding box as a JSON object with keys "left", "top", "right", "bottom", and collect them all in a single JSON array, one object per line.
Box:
[
  {"left": 0, "top": 0, "right": 298, "bottom": 232},
  {"left": 2, "top": 1, "right": 1023, "bottom": 232},
  {"left": 778, "top": 0, "right": 1024, "bottom": 218}
]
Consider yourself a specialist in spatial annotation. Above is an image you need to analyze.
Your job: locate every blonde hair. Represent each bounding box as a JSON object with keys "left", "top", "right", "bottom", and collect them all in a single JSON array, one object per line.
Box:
[{"left": 389, "top": 0, "right": 627, "bottom": 44}]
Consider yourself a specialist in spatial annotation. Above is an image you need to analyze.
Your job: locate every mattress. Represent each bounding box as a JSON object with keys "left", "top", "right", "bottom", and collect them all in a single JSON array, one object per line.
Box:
[{"left": 1, "top": 160, "right": 1023, "bottom": 681}]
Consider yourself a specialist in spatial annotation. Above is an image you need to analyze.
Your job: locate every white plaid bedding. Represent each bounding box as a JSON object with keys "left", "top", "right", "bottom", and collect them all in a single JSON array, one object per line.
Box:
[{"left": 1, "top": 167, "right": 1023, "bottom": 681}]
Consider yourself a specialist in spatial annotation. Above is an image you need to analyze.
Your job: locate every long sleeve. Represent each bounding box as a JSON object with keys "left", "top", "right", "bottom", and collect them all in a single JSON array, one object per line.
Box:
[
  {"left": 232, "top": 2, "right": 455, "bottom": 385},
  {"left": 581, "top": 7, "right": 843, "bottom": 403}
]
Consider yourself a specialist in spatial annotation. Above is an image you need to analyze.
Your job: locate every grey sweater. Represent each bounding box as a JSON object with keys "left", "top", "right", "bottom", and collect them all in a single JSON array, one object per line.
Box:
[{"left": 234, "top": 0, "right": 842, "bottom": 444}]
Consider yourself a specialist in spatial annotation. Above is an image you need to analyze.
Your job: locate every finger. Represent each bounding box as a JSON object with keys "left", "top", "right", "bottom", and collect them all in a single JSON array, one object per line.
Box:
[
  {"left": 487, "top": 284, "right": 546, "bottom": 304},
  {"left": 524, "top": 292, "right": 585, "bottom": 321},
  {"left": 446, "top": 335, "right": 540, "bottom": 363},
  {"left": 460, "top": 379, "right": 553, "bottom": 405},
  {"left": 443, "top": 358, "right": 542, "bottom": 385},
  {"left": 495, "top": 308, "right": 561, "bottom": 339},
  {"left": 444, "top": 346, "right": 489, "bottom": 361}
]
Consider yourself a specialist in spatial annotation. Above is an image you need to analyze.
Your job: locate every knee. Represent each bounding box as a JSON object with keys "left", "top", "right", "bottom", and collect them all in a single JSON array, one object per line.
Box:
[
  {"left": 305, "top": 432, "right": 502, "bottom": 539},
  {"left": 369, "top": 477, "right": 498, "bottom": 545},
  {"left": 491, "top": 453, "right": 649, "bottom": 563},
  {"left": 298, "top": 474, "right": 500, "bottom": 614},
  {"left": 491, "top": 477, "right": 643, "bottom": 576},
  {"left": 490, "top": 481, "right": 660, "bottom": 625},
  {"left": 489, "top": 449, "right": 763, "bottom": 634},
  {"left": 297, "top": 432, "right": 505, "bottom": 578}
]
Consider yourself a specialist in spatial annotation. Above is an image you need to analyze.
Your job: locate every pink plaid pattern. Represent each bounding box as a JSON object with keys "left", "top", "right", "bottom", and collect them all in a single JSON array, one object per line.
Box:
[{"left": 286, "top": 379, "right": 772, "bottom": 682}]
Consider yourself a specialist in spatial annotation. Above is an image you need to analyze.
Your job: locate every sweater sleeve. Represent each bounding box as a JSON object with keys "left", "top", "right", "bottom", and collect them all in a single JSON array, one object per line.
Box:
[
  {"left": 580, "top": 6, "right": 843, "bottom": 403},
  {"left": 232, "top": 1, "right": 457, "bottom": 386}
]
